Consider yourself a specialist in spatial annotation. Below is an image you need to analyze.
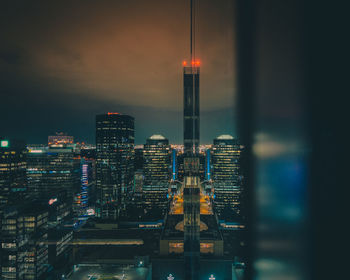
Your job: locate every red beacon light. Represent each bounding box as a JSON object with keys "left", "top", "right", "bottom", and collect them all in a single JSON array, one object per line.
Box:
[
  {"left": 190, "top": 60, "right": 200, "bottom": 66},
  {"left": 108, "top": 112, "right": 120, "bottom": 115},
  {"left": 183, "top": 60, "right": 200, "bottom": 67}
]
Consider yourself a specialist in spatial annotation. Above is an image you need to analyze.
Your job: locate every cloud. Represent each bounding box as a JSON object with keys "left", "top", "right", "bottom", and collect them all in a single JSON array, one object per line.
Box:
[{"left": 0, "top": 0, "right": 236, "bottom": 143}]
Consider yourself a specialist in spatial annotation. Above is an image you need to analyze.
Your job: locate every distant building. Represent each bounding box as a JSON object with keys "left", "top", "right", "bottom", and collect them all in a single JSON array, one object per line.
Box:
[
  {"left": 211, "top": 135, "right": 242, "bottom": 216},
  {"left": 46, "top": 196, "right": 72, "bottom": 228},
  {"left": 0, "top": 139, "right": 27, "bottom": 207},
  {"left": 80, "top": 147, "right": 96, "bottom": 208},
  {"left": 73, "top": 157, "right": 95, "bottom": 221},
  {"left": 48, "top": 132, "right": 74, "bottom": 147},
  {"left": 134, "top": 170, "right": 143, "bottom": 194},
  {"left": 143, "top": 135, "right": 171, "bottom": 212},
  {"left": 134, "top": 145, "right": 144, "bottom": 171},
  {"left": 26, "top": 146, "right": 80, "bottom": 207},
  {"left": 80, "top": 147, "right": 96, "bottom": 160},
  {"left": 95, "top": 113, "right": 134, "bottom": 218}
]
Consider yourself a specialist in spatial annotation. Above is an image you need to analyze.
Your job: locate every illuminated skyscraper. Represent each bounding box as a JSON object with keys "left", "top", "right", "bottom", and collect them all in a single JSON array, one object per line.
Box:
[
  {"left": 143, "top": 135, "right": 171, "bottom": 211},
  {"left": 95, "top": 113, "right": 134, "bottom": 219},
  {"left": 212, "top": 135, "right": 242, "bottom": 216},
  {"left": 27, "top": 146, "right": 80, "bottom": 205},
  {"left": 0, "top": 139, "right": 27, "bottom": 207}
]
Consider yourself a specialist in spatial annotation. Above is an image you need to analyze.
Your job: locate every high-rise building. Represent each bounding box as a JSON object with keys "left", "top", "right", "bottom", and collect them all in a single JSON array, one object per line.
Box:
[
  {"left": 0, "top": 139, "right": 27, "bottom": 207},
  {"left": 26, "top": 146, "right": 80, "bottom": 206},
  {"left": 183, "top": 64, "right": 200, "bottom": 155},
  {"left": 211, "top": 135, "right": 242, "bottom": 216},
  {"left": 143, "top": 135, "right": 171, "bottom": 212},
  {"left": 0, "top": 204, "right": 49, "bottom": 280},
  {"left": 95, "top": 113, "right": 134, "bottom": 218}
]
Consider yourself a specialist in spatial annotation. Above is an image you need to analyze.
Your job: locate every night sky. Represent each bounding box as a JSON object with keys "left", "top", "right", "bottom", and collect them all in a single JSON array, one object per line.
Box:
[{"left": 0, "top": 0, "right": 236, "bottom": 144}]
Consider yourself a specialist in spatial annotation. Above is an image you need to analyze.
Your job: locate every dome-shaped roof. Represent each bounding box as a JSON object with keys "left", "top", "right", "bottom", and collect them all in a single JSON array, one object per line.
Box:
[
  {"left": 216, "top": 134, "right": 234, "bottom": 140},
  {"left": 149, "top": 134, "right": 166, "bottom": 140}
]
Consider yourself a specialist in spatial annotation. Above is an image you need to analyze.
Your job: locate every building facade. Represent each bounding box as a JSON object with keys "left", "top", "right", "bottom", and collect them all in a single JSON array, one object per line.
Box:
[
  {"left": 143, "top": 135, "right": 171, "bottom": 212},
  {"left": 0, "top": 205, "right": 49, "bottom": 280},
  {"left": 211, "top": 135, "right": 242, "bottom": 216},
  {"left": 95, "top": 113, "right": 134, "bottom": 218},
  {"left": 26, "top": 146, "right": 80, "bottom": 206},
  {"left": 183, "top": 65, "right": 200, "bottom": 155},
  {"left": 0, "top": 139, "right": 27, "bottom": 207}
]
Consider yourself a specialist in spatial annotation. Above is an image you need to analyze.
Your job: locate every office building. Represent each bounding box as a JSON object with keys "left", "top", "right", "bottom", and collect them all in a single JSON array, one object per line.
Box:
[
  {"left": 22, "top": 207, "right": 49, "bottom": 280},
  {"left": 143, "top": 135, "right": 171, "bottom": 212},
  {"left": 48, "top": 133, "right": 74, "bottom": 147},
  {"left": 95, "top": 113, "right": 134, "bottom": 218},
  {"left": 0, "top": 139, "right": 27, "bottom": 207},
  {"left": 0, "top": 204, "right": 49, "bottom": 280},
  {"left": 26, "top": 146, "right": 80, "bottom": 206},
  {"left": 211, "top": 135, "right": 242, "bottom": 216},
  {"left": 0, "top": 207, "right": 28, "bottom": 279}
]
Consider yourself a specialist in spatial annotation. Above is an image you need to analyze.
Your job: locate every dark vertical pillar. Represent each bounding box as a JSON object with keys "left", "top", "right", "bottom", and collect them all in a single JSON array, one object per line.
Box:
[
  {"left": 183, "top": 158, "right": 200, "bottom": 280},
  {"left": 183, "top": 67, "right": 200, "bottom": 155},
  {"left": 235, "top": 0, "right": 257, "bottom": 279}
]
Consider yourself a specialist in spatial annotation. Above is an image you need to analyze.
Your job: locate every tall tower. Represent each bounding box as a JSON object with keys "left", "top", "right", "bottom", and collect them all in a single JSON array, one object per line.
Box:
[
  {"left": 183, "top": 1, "right": 201, "bottom": 279},
  {"left": 183, "top": 64, "right": 200, "bottom": 155},
  {"left": 95, "top": 113, "right": 134, "bottom": 219},
  {"left": 212, "top": 135, "right": 242, "bottom": 216},
  {"left": 143, "top": 134, "right": 171, "bottom": 212}
]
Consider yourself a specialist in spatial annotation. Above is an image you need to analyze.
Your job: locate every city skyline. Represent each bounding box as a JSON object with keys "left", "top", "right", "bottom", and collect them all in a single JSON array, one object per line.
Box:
[{"left": 0, "top": 0, "right": 236, "bottom": 144}]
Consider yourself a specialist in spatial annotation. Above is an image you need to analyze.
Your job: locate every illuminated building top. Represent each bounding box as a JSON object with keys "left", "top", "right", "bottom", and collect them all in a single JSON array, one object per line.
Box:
[{"left": 216, "top": 134, "right": 234, "bottom": 140}]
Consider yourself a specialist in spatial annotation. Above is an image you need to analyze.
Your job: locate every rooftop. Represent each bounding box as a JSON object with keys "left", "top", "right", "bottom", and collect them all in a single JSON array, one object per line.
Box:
[
  {"left": 149, "top": 134, "right": 166, "bottom": 140},
  {"left": 216, "top": 134, "right": 234, "bottom": 140}
]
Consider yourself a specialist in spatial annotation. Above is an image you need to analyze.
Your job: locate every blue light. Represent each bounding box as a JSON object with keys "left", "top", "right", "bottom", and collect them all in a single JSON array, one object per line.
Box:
[
  {"left": 206, "top": 149, "right": 211, "bottom": 180},
  {"left": 172, "top": 149, "right": 176, "bottom": 180}
]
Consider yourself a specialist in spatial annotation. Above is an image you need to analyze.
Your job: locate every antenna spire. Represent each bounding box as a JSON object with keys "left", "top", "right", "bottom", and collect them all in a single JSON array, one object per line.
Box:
[{"left": 190, "top": 0, "right": 195, "bottom": 62}]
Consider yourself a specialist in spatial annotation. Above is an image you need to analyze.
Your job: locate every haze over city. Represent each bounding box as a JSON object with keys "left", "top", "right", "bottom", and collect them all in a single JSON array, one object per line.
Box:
[{"left": 0, "top": 0, "right": 236, "bottom": 144}]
